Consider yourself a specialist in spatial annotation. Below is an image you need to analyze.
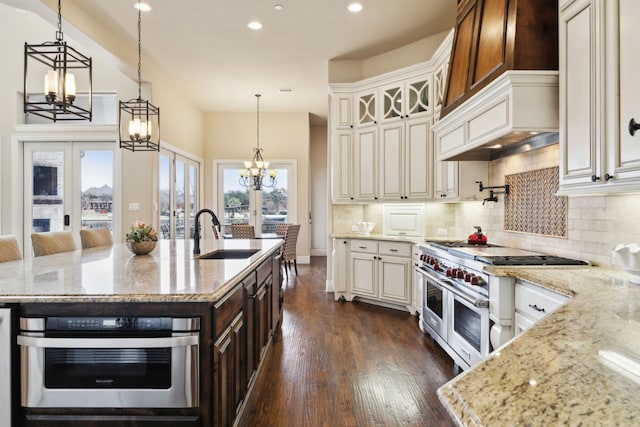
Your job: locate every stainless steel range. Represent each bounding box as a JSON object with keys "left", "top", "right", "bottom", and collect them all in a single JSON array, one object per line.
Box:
[{"left": 415, "top": 241, "right": 586, "bottom": 371}]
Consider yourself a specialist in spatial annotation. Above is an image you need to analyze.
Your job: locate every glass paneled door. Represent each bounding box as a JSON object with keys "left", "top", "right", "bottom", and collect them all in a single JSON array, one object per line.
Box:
[
  {"left": 23, "top": 142, "right": 115, "bottom": 256},
  {"left": 159, "top": 150, "right": 200, "bottom": 239},
  {"left": 217, "top": 162, "right": 295, "bottom": 236}
]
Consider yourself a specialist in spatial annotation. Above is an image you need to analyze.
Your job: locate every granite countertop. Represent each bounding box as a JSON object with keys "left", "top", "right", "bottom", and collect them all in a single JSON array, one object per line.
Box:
[
  {"left": 438, "top": 265, "right": 640, "bottom": 426},
  {"left": 0, "top": 239, "right": 282, "bottom": 303}
]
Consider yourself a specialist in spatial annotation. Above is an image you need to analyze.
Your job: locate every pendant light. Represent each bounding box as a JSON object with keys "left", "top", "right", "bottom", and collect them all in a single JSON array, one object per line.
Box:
[
  {"left": 119, "top": 1, "right": 160, "bottom": 152},
  {"left": 239, "top": 94, "right": 277, "bottom": 191},
  {"left": 23, "top": 0, "right": 93, "bottom": 122}
]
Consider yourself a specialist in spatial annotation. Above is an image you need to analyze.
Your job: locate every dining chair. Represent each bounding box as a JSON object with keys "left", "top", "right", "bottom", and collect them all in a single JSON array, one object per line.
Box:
[
  {"left": 275, "top": 223, "right": 292, "bottom": 236},
  {"left": 0, "top": 235, "right": 22, "bottom": 262},
  {"left": 79, "top": 228, "right": 114, "bottom": 249},
  {"left": 31, "top": 231, "right": 77, "bottom": 257},
  {"left": 282, "top": 224, "right": 300, "bottom": 277},
  {"left": 231, "top": 224, "right": 255, "bottom": 239}
]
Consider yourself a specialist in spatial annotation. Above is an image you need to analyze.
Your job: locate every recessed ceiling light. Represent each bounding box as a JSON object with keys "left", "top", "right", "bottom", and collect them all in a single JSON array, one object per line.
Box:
[
  {"left": 348, "top": 2, "right": 363, "bottom": 12},
  {"left": 279, "top": 88, "right": 293, "bottom": 93},
  {"left": 248, "top": 21, "right": 263, "bottom": 30},
  {"left": 274, "top": 4, "right": 284, "bottom": 11},
  {"left": 134, "top": 2, "right": 152, "bottom": 12}
]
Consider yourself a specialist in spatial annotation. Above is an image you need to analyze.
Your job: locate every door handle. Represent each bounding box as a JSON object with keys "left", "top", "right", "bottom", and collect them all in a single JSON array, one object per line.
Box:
[{"left": 64, "top": 214, "right": 70, "bottom": 226}]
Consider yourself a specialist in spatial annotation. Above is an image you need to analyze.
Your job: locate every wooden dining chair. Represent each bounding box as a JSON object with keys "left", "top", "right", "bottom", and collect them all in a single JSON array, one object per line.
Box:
[
  {"left": 282, "top": 224, "right": 300, "bottom": 277},
  {"left": 79, "top": 228, "right": 114, "bottom": 249},
  {"left": 230, "top": 224, "right": 255, "bottom": 239},
  {"left": 0, "top": 235, "right": 22, "bottom": 262},
  {"left": 31, "top": 231, "right": 77, "bottom": 257}
]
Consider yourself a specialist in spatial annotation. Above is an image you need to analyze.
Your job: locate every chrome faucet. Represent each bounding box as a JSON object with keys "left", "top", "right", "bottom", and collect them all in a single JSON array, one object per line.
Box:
[{"left": 193, "top": 209, "right": 222, "bottom": 255}]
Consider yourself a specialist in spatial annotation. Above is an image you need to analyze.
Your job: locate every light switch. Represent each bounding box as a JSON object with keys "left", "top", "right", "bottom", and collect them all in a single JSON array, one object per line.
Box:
[{"left": 129, "top": 202, "right": 140, "bottom": 211}]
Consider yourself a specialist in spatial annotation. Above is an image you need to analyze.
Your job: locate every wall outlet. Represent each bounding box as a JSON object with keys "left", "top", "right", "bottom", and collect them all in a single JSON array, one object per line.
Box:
[
  {"left": 437, "top": 228, "right": 448, "bottom": 236},
  {"left": 128, "top": 202, "right": 140, "bottom": 211}
]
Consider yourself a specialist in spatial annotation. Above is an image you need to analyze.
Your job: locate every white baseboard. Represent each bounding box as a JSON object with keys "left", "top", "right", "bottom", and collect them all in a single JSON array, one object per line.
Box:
[{"left": 311, "top": 248, "right": 327, "bottom": 256}]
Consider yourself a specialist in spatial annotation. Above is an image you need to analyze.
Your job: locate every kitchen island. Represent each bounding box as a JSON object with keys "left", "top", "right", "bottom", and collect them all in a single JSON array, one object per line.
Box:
[
  {"left": 0, "top": 238, "right": 284, "bottom": 427},
  {"left": 438, "top": 265, "right": 640, "bottom": 426}
]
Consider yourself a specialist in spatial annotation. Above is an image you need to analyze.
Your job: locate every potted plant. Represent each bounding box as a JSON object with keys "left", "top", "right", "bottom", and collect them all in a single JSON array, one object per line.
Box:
[{"left": 126, "top": 220, "right": 158, "bottom": 255}]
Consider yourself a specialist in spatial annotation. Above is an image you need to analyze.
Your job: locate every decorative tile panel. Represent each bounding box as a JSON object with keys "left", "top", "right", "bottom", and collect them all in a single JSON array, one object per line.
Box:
[{"left": 504, "top": 167, "right": 567, "bottom": 237}]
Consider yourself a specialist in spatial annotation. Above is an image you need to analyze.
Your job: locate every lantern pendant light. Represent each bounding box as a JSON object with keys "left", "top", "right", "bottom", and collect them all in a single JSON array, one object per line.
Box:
[
  {"left": 23, "top": 0, "right": 93, "bottom": 122},
  {"left": 119, "top": 1, "right": 160, "bottom": 152}
]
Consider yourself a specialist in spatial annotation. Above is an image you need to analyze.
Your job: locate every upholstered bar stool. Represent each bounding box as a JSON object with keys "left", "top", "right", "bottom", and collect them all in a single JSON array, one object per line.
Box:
[
  {"left": 31, "top": 231, "right": 77, "bottom": 257},
  {"left": 79, "top": 228, "right": 114, "bottom": 249},
  {"left": 0, "top": 235, "right": 22, "bottom": 262},
  {"left": 230, "top": 224, "right": 255, "bottom": 239}
]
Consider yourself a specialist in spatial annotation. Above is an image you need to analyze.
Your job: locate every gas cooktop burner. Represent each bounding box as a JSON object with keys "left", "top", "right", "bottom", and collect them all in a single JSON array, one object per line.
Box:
[{"left": 475, "top": 255, "right": 588, "bottom": 266}]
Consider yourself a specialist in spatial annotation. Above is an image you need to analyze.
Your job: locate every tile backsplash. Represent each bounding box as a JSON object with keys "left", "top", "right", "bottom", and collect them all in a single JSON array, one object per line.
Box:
[{"left": 331, "top": 144, "right": 640, "bottom": 268}]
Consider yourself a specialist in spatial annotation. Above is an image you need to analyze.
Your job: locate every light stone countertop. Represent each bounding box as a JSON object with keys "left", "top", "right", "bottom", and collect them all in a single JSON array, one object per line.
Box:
[
  {"left": 0, "top": 239, "right": 282, "bottom": 303},
  {"left": 331, "top": 233, "right": 427, "bottom": 244},
  {"left": 438, "top": 265, "right": 640, "bottom": 426}
]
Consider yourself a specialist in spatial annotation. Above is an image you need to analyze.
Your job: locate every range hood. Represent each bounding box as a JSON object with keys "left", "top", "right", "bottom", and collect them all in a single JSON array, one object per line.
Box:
[{"left": 433, "top": 71, "right": 559, "bottom": 161}]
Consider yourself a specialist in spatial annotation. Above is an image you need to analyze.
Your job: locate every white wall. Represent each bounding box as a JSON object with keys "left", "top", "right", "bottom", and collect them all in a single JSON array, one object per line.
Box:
[{"left": 310, "top": 124, "right": 327, "bottom": 255}]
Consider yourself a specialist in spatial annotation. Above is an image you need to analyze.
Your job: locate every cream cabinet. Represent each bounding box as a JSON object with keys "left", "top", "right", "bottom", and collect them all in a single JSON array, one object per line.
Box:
[
  {"left": 354, "top": 127, "right": 379, "bottom": 200},
  {"left": 433, "top": 160, "right": 487, "bottom": 201},
  {"left": 356, "top": 88, "right": 378, "bottom": 128},
  {"left": 513, "top": 279, "right": 569, "bottom": 336},
  {"left": 411, "top": 244, "right": 423, "bottom": 315},
  {"left": 559, "top": 0, "right": 640, "bottom": 194},
  {"left": 379, "top": 75, "right": 433, "bottom": 124},
  {"left": 379, "top": 117, "right": 433, "bottom": 201},
  {"left": 332, "top": 93, "right": 354, "bottom": 129},
  {"left": 332, "top": 238, "right": 413, "bottom": 312}
]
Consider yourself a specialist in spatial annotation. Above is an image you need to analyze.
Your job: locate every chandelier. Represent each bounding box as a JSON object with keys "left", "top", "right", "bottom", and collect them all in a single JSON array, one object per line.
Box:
[
  {"left": 239, "top": 94, "right": 277, "bottom": 191},
  {"left": 23, "top": 0, "right": 93, "bottom": 122},
  {"left": 119, "top": 1, "right": 160, "bottom": 151}
]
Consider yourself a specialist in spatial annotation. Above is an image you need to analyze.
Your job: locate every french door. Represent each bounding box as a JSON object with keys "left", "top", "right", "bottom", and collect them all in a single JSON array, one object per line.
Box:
[
  {"left": 216, "top": 161, "right": 295, "bottom": 236},
  {"left": 23, "top": 142, "right": 115, "bottom": 256},
  {"left": 159, "top": 150, "right": 200, "bottom": 239}
]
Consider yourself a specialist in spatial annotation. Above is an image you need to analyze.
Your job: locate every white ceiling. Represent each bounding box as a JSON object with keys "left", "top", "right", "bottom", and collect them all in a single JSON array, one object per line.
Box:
[{"left": 8, "top": 0, "right": 456, "bottom": 126}]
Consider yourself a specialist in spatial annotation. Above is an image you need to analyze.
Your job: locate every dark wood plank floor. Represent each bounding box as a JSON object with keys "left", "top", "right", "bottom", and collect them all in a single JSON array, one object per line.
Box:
[{"left": 239, "top": 256, "right": 457, "bottom": 427}]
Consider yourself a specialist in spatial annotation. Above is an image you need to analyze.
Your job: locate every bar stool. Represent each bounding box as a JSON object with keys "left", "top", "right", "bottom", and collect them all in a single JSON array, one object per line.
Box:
[
  {"left": 79, "top": 228, "right": 114, "bottom": 249},
  {"left": 31, "top": 231, "right": 77, "bottom": 257},
  {"left": 0, "top": 235, "right": 22, "bottom": 262},
  {"left": 282, "top": 224, "right": 300, "bottom": 277}
]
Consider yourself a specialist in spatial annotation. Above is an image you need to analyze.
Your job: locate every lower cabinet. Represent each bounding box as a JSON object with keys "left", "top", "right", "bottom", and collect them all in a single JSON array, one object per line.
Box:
[
  {"left": 514, "top": 279, "right": 569, "bottom": 336},
  {"left": 337, "top": 238, "right": 413, "bottom": 311},
  {"left": 213, "top": 312, "right": 244, "bottom": 427}
]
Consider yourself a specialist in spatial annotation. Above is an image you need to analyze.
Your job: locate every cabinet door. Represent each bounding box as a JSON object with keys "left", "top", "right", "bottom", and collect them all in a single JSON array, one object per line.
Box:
[
  {"left": 405, "top": 76, "right": 432, "bottom": 119},
  {"left": 380, "top": 82, "right": 404, "bottom": 123},
  {"left": 378, "top": 255, "right": 411, "bottom": 305},
  {"left": 434, "top": 160, "right": 458, "bottom": 200},
  {"left": 333, "top": 93, "right": 354, "bottom": 129},
  {"left": 354, "top": 128, "right": 378, "bottom": 200},
  {"left": 332, "top": 238, "right": 349, "bottom": 298},
  {"left": 559, "top": 0, "right": 601, "bottom": 187},
  {"left": 256, "top": 282, "right": 269, "bottom": 361},
  {"left": 612, "top": 0, "right": 640, "bottom": 179},
  {"left": 213, "top": 326, "right": 234, "bottom": 427},
  {"left": 350, "top": 252, "right": 377, "bottom": 297},
  {"left": 332, "top": 131, "right": 354, "bottom": 202},
  {"left": 379, "top": 122, "right": 404, "bottom": 200},
  {"left": 357, "top": 89, "right": 378, "bottom": 127},
  {"left": 405, "top": 117, "right": 432, "bottom": 199},
  {"left": 243, "top": 275, "right": 258, "bottom": 386}
]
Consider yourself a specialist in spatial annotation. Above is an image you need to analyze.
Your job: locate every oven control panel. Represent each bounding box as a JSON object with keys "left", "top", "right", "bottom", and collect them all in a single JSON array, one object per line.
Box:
[
  {"left": 419, "top": 253, "right": 486, "bottom": 287},
  {"left": 45, "top": 317, "right": 173, "bottom": 331}
]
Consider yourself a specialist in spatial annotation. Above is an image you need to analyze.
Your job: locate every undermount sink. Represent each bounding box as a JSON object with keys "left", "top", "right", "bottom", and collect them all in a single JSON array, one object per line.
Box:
[{"left": 196, "top": 249, "right": 259, "bottom": 260}]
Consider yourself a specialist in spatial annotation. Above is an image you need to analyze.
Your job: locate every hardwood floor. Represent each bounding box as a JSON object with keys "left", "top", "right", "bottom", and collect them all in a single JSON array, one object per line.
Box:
[{"left": 239, "top": 257, "right": 457, "bottom": 427}]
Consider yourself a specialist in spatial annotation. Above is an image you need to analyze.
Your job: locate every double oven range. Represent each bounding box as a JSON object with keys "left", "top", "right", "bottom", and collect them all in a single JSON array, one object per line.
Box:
[{"left": 415, "top": 241, "right": 587, "bottom": 370}]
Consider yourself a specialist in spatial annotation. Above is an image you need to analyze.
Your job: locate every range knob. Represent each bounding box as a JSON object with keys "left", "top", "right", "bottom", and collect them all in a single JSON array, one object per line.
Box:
[
  {"left": 464, "top": 273, "right": 472, "bottom": 282},
  {"left": 470, "top": 276, "right": 480, "bottom": 286},
  {"left": 446, "top": 268, "right": 453, "bottom": 277},
  {"left": 456, "top": 270, "right": 465, "bottom": 279}
]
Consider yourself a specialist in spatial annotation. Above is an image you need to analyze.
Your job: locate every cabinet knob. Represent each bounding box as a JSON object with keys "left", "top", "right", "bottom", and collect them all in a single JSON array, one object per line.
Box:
[
  {"left": 629, "top": 118, "right": 640, "bottom": 136},
  {"left": 605, "top": 173, "right": 613, "bottom": 181},
  {"left": 591, "top": 174, "right": 600, "bottom": 182}
]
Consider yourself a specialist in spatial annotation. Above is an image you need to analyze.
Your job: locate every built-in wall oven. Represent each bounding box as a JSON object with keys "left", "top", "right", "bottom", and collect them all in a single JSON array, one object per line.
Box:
[{"left": 18, "top": 316, "right": 200, "bottom": 409}]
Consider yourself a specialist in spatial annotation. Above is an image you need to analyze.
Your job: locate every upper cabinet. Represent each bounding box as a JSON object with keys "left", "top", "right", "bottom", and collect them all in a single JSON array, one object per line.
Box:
[
  {"left": 356, "top": 89, "right": 378, "bottom": 128},
  {"left": 441, "top": 0, "right": 559, "bottom": 118},
  {"left": 559, "top": 0, "right": 640, "bottom": 194},
  {"left": 380, "top": 75, "right": 433, "bottom": 124}
]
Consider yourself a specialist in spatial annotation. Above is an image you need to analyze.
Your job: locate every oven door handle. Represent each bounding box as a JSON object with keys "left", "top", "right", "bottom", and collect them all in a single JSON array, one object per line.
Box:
[
  {"left": 438, "top": 279, "right": 489, "bottom": 308},
  {"left": 17, "top": 334, "right": 199, "bottom": 349}
]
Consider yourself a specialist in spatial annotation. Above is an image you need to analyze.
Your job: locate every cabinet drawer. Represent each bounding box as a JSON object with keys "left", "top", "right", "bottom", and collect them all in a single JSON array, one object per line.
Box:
[
  {"left": 214, "top": 285, "right": 244, "bottom": 338},
  {"left": 379, "top": 241, "right": 411, "bottom": 257},
  {"left": 515, "top": 281, "right": 568, "bottom": 321},
  {"left": 350, "top": 239, "right": 378, "bottom": 254}
]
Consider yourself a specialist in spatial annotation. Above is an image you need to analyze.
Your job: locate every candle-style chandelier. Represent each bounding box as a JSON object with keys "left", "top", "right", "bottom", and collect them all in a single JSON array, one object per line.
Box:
[
  {"left": 239, "top": 94, "right": 277, "bottom": 191},
  {"left": 119, "top": 1, "right": 160, "bottom": 152},
  {"left": 23, "top": 0, "right": 93, "bottom": 122}
]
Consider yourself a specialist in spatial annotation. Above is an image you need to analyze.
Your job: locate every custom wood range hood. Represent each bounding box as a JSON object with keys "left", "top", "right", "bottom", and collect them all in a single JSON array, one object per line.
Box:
[{"left": 434, "top": 0, "right": 559, "bottom": 161}]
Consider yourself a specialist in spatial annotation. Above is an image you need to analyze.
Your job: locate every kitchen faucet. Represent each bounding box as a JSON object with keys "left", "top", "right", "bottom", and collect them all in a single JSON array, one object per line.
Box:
[{"left": 193, "top": 209, "right": 222, "bottom": 255}]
